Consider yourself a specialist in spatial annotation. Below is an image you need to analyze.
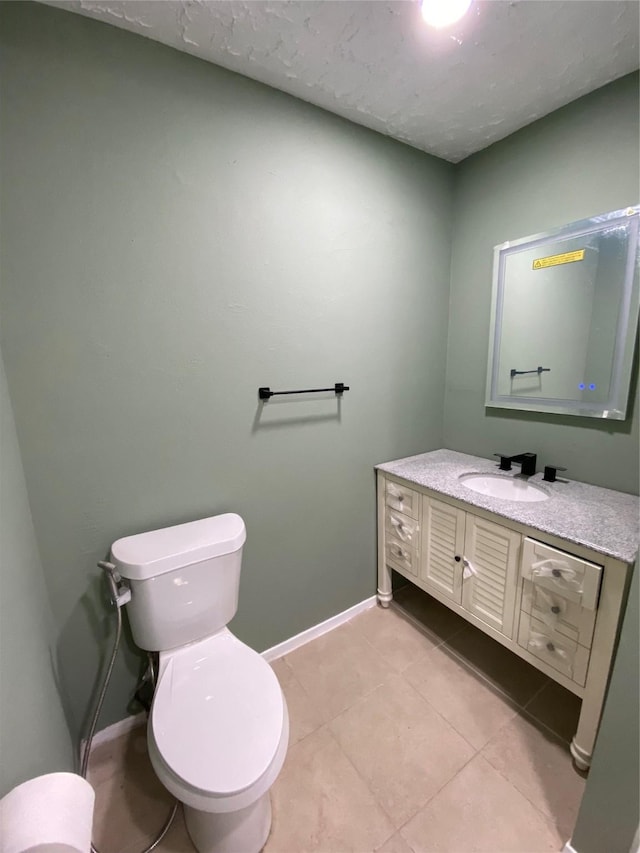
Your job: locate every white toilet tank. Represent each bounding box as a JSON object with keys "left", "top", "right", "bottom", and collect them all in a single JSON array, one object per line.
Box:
[{"left": 111, "top": 513, "right": 247, "bottom": 652}]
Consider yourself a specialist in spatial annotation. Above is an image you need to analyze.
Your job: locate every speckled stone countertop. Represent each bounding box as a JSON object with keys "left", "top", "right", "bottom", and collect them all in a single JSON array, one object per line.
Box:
[{"left": 376, "top": 449, "right": 639, "bottom": 565}]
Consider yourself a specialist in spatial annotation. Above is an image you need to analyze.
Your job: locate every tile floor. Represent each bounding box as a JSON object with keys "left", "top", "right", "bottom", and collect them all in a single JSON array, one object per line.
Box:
[{"left": 89, "top": 585, "right": 586, "bottom": 853}]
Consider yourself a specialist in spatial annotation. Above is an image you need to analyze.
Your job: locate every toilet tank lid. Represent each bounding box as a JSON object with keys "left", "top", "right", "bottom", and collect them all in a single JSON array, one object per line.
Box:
[{"left": 111, "top": 513, "right": 246, "bottom": 580}]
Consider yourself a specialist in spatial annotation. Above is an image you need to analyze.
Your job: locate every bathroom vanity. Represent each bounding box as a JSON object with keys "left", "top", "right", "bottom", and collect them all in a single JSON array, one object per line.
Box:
[{"left": 376, "top": 449, "right": 639, "bottom": 770}]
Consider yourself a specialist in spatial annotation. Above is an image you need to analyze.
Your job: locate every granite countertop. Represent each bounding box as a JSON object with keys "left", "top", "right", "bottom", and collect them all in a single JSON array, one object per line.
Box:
[{"left": 376, "top": 449, "right": 639, "bottom": 565}]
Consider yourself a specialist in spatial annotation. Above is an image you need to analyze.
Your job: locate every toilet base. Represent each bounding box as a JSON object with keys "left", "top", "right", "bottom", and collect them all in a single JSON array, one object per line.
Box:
[{"left": 184, "top": 791, "right": 272, "bottom": 853}]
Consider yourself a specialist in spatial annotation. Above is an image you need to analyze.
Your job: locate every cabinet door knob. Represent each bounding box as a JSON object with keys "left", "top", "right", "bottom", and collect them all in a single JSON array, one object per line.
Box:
[
  {"left": 546, "top": 642, "right": 555, "bottom": 652},
  {"left": 552, "top": 568, "right": 562, "bottom": 578},
  {"left": 454, "top": 555, "right": 461, "bottom": 562},
  {"left": 551, "top": 605, "right": 561, "bottom": 614}
]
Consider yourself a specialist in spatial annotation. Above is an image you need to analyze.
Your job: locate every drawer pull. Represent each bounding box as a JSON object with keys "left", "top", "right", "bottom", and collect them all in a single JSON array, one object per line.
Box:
[
  {"left": 534, "top": 587, "right": 566, "bottom": 628},
  {"left": 385, "top": 481, "right": 419, "bottom": 520},
  {"left": 388, "top": 513, "right": 419, "bottom": 544},
  {"left": 392, "top": 518, "right": 404, "bottom": 531},
  {"left": 532, "top": 558, "right": 583, "bottom": 594},
  {"left": 388, "top": 484, "right": 405, "bottom": 502},
  {"left": 529, "top": 630, "right": 573, "bottom": 672}
]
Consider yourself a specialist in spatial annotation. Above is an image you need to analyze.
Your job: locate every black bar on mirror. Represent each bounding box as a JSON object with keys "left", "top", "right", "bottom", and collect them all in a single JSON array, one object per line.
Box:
[{"left": 510, "top": 366, "right": 551, "bottom": 378}]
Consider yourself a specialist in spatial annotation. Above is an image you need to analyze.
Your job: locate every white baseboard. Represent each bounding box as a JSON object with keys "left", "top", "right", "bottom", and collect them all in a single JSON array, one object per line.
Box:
[
  {"left": 89, "top": 595, "right": 378, "bottom": 745},
  {"left": 261, "top": 595, "right": 377, "bottom": 662},
  {"left": 83, "top": 710, "right": 147, "bottom": 752}
]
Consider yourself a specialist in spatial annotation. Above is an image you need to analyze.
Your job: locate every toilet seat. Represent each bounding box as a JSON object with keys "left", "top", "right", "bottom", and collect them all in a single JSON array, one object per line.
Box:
[{"left": 149, "top": 629, "right": 288, "bottom": 813}]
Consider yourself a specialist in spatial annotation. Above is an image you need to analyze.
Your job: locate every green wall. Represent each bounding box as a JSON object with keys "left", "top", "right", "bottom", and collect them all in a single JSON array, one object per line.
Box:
[
  {"left": 0, "top": 2, "right": 454, "bottom": 739},
  {"left": 443, "top": 73, "right": 640, "bottom": 494},
  {"left": 0, "top": 2, "right": 638, "bottom": 789},
  {"left": 570, "top": 566, "right": 639, "bottom": 853},
  {"left": 0, "top": 354, "right": 74, "bottom": 796}
]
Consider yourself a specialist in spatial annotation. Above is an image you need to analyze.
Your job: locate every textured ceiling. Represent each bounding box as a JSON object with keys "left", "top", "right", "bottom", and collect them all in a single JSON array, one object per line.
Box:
[{"left": 44, "top": 0, "right": 640, "bottom": 162}]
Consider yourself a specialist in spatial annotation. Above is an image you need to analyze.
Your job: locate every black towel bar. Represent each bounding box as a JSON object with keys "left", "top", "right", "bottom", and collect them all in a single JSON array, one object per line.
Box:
[
  {"left": 510, "top": 366, "right": 551, "bottom": 378},
  {"left": 258, "top": 383, "right": 349, "bottom": 400}
]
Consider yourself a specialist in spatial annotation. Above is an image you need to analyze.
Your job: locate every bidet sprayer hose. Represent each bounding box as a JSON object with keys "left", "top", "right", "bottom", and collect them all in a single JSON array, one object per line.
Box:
[
  {"left": 96, "top": 561, "right": 120, "bottom": 610},
  {"left": 80, "top": 560, "right": 177, "bottom": 853}
]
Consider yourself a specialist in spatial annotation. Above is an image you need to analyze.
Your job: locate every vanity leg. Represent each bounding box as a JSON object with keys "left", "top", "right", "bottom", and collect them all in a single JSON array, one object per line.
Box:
[
  {"left": 377, "top": 470, "right": 392, "bottom": 608},
  {"left": 377, "top": 575, "right": 393, "bottom": 608},
  {"left": 570, "top": 559, "right": 630, "bottom": 772},
  {"left": 570, "top": 738, "right": 591, "bottom": 771}
]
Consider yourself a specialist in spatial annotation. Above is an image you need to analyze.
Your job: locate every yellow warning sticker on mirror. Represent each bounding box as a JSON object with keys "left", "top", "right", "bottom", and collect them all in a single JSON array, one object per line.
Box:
[{"left": 533, "top": 249, "right": 585, "bottom": 270}]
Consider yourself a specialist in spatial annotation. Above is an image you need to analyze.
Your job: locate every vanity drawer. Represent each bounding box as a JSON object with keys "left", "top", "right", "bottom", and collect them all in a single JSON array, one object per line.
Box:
[
  {"left": 385, "top": 480, "right": 420, "bottom": 520},
  {"left": 521, "top": 579, "right": 597, "bottom": 648},
  {"left": 385, "top": 510, "right": 420, "bottom": 549},
  {"left": 521, "top": 538, "right": 602, "bottom": 610},
  {"left": 385, "top": 536, "right": 418, "bottom": 576},
  {"left": 518, "top": 613, "right": 590, "bottom": 686}
]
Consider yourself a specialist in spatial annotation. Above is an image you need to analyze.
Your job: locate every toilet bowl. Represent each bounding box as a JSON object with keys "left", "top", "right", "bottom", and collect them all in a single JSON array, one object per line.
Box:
[
  {"left": 148, "top": 630, "right": 289, "bottom": 853},
  {"left": 111, "top": 513, "right": 289, "bottom": 853}
]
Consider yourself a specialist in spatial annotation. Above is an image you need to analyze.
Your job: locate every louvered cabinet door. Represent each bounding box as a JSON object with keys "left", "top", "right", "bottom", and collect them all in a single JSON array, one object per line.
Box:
[
  {"left": 420, "top": 497, "right": 465, "bottom": 604},
  {"left": 461, "top": 514, "right": 521, "bottom": 638}
]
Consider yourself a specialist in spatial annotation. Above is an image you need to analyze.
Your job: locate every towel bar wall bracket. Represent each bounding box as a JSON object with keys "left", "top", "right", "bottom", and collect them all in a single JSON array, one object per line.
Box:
[{"left": 258, "top": 383, "right": 350, "bottom": 400}]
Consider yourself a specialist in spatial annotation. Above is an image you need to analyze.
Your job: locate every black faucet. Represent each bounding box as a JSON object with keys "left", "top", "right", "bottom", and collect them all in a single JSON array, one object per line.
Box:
[
  {"left": 542, "top": 464, "right": 567, "bottom": 482},
  {"left": 493, "top": 452, "right": 537, "bottom": 476}
]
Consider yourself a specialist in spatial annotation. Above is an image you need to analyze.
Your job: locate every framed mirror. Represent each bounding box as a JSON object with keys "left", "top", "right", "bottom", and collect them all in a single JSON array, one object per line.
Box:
[{"left": 486, "top": 206, "right": 640, "bottom": 420}]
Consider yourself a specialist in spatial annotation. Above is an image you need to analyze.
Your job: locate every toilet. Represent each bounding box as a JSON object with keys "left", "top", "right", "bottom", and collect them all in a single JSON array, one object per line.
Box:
[{"left": 111, "top": 513, "right": 289, "bottom": 853}]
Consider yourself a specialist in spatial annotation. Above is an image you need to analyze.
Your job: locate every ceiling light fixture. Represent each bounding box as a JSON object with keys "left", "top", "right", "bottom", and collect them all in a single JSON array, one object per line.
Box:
[{"left": 420, "top": 0, "right": 472, "bottom": 28}]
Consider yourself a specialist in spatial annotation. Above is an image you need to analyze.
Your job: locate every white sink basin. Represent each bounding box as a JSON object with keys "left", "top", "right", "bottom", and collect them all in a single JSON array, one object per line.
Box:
[{"left": 459, "top": 473, "right": 549, "bottom": 503}]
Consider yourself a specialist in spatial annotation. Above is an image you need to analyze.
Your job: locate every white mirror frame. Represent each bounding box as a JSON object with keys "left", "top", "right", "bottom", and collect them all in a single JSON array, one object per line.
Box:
[{"left": 486, "top": 206, "right": 640, "bottom": 420}]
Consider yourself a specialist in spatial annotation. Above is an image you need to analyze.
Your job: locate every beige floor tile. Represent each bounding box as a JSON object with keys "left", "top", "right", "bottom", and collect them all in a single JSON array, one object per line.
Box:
[
  {"left": 153, "top": 806, "right": 197, "bottom": 852},
  {"left": 445, "top": 624, "right": 548, "bottom": 707},
  {"left": 400, "top": 755, "right": 563, "bottom": 853},
  {"left": 524, "top": 679, "right": 582, "bottom": 744},
  {"left": 330, "top": 674, "right": 475, "bottom": 827},
  {"left": 349, "top": 604, "right": 440, "bottom": 672},
  {"left": 404, "top": 644, "right": 519, "bottom": 750},
  {"left": 271, "top": 657, "right": 324, "bottom": 746},
  {"left": 87, "top": 722, "right": 146, "bottom": 787},
  {"left": 265, "top": 726, "right": 395, "bottom": 853},
  {"left": 376, "top": 832, "right": 415, "bottom": 853},
  {"left": 482, "top": 712, "right": 586, "bottom": 840},
  {"left": 393, "top": 586, "right": 468, "bottom": 643},
  {"left": 89, "top": 612, "right": 581, "bottom": 853},
  {"left": 281, "top": 622, "right": 395, "bottom": 723},
  {"left": 91, "top": 727, "right": 176, "bottom": 853}
]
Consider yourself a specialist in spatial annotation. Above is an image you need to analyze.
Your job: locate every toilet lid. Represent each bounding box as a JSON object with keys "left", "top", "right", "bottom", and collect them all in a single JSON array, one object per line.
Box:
[{"left": 151, "top": 631, "right": 285, "bottom": 796}]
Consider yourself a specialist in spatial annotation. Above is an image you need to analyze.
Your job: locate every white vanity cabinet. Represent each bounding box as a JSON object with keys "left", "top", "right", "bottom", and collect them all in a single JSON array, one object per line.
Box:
[
  {"left": 376, "top": 465, "right": 635, "bottom": 771},
  {"left": 460, "top": 513, "right": 521, "bottom": 639},
  {"left": 517, "top": 537, "right": 602, "bottom": 687},
  {"left": 420, "top": 499, "right": 520, "bottom": 639},
  {"left": 382, "top": 480, "right": 421, "bottom": 578},
  {"left": 420, "top": 497, "right": 464, "bottom": 602}
]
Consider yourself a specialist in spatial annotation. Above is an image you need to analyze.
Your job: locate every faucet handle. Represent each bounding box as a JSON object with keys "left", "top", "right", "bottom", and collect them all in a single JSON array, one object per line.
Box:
[
  {"left": 543, "top": 465, "right": 567, "bottom": 483},
  {"left": 493, "top": 453, "right": 512, "bottom": 471}
]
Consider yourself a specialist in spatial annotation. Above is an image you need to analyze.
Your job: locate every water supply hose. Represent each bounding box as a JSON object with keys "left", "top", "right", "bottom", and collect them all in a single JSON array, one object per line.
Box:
[{"left": 80, "top": 561, "right": 177, "bottom": 853}]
